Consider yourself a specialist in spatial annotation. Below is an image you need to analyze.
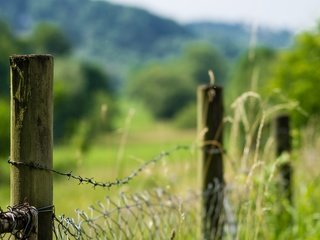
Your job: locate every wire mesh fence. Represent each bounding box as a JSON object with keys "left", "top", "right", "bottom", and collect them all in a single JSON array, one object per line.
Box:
[
  {"left": 1, "top": 185, "right": 237, "bottom": 240},
  {"left": 53, "top": 188, "right": 197, "bottom": 239},
  {"left": 0, "top": 89, "right": 298, "bottom": 239}
]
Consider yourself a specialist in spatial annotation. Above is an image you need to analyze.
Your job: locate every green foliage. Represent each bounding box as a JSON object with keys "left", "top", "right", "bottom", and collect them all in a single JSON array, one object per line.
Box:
[
  {"left": 0, "top": 21, "right": 24, "bottom": 156},
  {"left": 227, "top": 47, "right": 277, "bottom": 104},
  {"left": 30, "top": 23, "right": 72, "bottom": 55},
  {"left": 127, "top": 44, "right": 227, "bottom": 119},
  {"left": 0, "top": 0, "right": 292, "bottom": 84},
  {"left": 54, "top": 58, "right": 116, "bottom": 141},
  {"left": 187, "top": 22, "right": 292, "bottom": 60},
  {"left": 71, "top": 92, "right": 117, "bottom": 154},
  {"left": 0, "top": 20, "right": 117, "bottom": 149},
  {"left": 183, "top": 43, "right": 228, "bottom": 86},
  {"left": 269, "top": 26, "right": 320, "bottom": 125},
  {"left": 127, "top": 62, "right": 194, "bottom": 119},
  {"left": 0, "top": 21, "right": 25, "bottom": 97},
  {"left": 81, "top": 62, "right": 114, "bottom": 94},
  {"left": 174, "top": 103, "right": 196, "bottom": 129}
]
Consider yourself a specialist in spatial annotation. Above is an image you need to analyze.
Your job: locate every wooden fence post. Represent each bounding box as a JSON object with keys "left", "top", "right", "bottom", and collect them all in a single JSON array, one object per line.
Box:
[
  {"left": 10, "top": 54, "right": 53, "bottom": 239},
  {"left": 197, "top": 85, "right": 224, "bottom": 240},
  {"left": 275, "top": 115, "right": 292, "bottom": 202}
]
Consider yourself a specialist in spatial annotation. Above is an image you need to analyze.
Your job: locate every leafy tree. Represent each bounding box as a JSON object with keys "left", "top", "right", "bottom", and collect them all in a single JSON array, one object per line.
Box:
[
  {"left": 81, "top": 62, "right": 114, "bottom": 94},
  {"left": 183, "top": 43, "right": 228, "bottom": 86},
  {"left": 127, "top": 44, "right": 227, "bottom": 119},
  {"left": 127, "top": 62, "right": 194, "bottom": 119},
  {"left": 54, "top": 58, "right": 116, "bottom": 141},
  {"left": 0, "top": 21, "right": 24, "bottom": 156},
  {"left": 0, "top": 20, "right": 116, "bottom": 151},
  {"left": 269, "top": 25, "right": 320, "bottom": 125},
  {"left": 227, "top": 47, "right": 277, "bottom": 104},
  {"left": 30, "top": 23, "right": 72, "bottom": 55},
  {"left": 174, "top": 103, "right": 196, "bottom": 129},
  {"left": 0, "top": 21, "right": 25, "bottom": 97}
]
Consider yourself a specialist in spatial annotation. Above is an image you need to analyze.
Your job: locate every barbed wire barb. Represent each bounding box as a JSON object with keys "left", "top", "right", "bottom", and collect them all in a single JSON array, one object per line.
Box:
[{"left": 7, "top": 145, "right": 191, "bottom": 190}]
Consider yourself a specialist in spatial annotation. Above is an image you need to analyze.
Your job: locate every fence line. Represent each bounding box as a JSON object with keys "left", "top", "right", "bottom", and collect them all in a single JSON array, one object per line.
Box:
[
  {"left": 0, "top": 55, "right": 295, "bottom": 239},
  {"left": 0, "top": 186, "right": 236, "bottom": 240},
  {"left": 0, "top": 114, "right": 294, "bottom": 239},
  {"left": 52, "top": 186, "right": 235, "bottom": 240},
  {"left": 8, "top": 145, "right": 191, "bottom": 189}
]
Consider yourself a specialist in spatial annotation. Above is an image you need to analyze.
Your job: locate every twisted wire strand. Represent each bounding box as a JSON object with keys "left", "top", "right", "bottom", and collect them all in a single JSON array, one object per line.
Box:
[
  {"left": 8, "top": 145, "right": 191, "bottom": 189},
  {"left": 0, "top": 203, "right": 38, "bottom": 240}
]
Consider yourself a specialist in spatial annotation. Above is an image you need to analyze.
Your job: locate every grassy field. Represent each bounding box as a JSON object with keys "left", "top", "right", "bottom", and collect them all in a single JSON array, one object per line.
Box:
[
  {"left": 1, "top": 101, "right": 320, "bottom": 239},
  {"left": 0, "top": 104, "right": 198, "bottom": 216}
]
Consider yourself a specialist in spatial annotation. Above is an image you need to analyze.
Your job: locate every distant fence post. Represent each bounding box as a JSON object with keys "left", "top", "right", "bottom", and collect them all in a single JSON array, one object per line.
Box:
[
  {"left": 275, "top": 115, "right": 292, "bottom": 202},
  {"left": 197, "top": 85, "right": 224, "bottom": 240},
  {"left": 10, "top": 55, "right": 53, "bottom": 239}
]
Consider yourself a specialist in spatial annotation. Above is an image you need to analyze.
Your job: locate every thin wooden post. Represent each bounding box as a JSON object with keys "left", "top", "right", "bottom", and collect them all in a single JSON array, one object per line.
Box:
[
  {"left": 275, "top": 115, "right": 292, "bottom": 202},
  {"left": 10, "top": 55, "right": 53, "bottom": 239},
  {"left": 197, "top": 85, "right": 224, "bottom": 240}
]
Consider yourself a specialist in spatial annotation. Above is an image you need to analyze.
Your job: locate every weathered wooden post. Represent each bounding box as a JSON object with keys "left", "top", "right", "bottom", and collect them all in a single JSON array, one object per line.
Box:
[
  {"left": 275, "top": 115, "right": 292, "bottom": 202},
  {"left": 198, "top": 85, "right": 224, "bottom": 240},
  {"left": 10, "top": 55, "right": 53, "bottom": 239}
]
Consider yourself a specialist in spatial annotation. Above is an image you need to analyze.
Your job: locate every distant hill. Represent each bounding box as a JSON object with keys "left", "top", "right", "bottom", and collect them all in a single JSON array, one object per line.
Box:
[
  {"left": 0, "top": 0, "right": 293, "bottom": 80},
  {"left": 186, "top": 22, "right": 293, "bottom": 60}
]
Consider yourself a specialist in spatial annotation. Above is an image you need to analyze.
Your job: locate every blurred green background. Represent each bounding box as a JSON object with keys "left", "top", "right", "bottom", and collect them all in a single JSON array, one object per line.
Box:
[{"left": 0, "top": 0, "right": 320, "bottom": 239}]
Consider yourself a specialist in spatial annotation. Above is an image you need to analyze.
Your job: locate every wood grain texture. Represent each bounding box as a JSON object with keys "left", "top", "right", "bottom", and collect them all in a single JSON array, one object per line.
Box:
[{"left": 10, "top": 54, "right": 53, "bottom": 239}]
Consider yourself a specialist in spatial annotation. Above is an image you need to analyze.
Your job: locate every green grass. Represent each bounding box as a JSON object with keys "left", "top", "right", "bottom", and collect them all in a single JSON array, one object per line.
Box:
[
  {"left": 1, "top": 99, "right": 320, "bottom": 239},
  {"left": 51, "top": 121, "right": 197, "bottom": 217},
  {"left": 0, "top": 101, "right": 197, "bottom": 215}
]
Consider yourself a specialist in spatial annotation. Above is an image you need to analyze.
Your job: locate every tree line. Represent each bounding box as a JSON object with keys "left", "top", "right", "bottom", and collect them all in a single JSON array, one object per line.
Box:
[
  {"left": 1, "top": 20, "right": 320, "bottom": 156},
  {"left": 0, "top": 21, "right": 116, "bottom": 156}
]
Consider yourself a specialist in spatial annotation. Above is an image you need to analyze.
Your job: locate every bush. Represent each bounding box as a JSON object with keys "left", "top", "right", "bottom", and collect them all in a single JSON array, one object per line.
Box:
[
  {"left": 127, "top": 62, "right": 194, "bottom": 119},
  {"left": 127, "top": 43, "right": 228, "bottom": 119},
  {"left": 54, "top": 58, "right": 117, "bottom": 141},
  {"left": 174, "top": 103, "right": 196, "bottom": 129}
]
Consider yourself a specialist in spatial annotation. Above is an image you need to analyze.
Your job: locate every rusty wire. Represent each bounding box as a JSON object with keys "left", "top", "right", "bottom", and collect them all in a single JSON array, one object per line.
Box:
[{"left": 0, "top": 203, "right": 38, "bottom": 240}]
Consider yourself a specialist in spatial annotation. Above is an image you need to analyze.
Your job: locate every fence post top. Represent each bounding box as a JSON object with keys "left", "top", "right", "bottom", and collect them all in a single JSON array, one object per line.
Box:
[
  {"left": 10, "top": 54, "right": 53, "bottom": 61},
  {"left": 197, "top": 84, "right": 223, "bottom": 91}
]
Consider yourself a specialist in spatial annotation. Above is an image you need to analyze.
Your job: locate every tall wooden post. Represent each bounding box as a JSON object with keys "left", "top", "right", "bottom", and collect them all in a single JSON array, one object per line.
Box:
[
  {"left": 198, "top": 85, "right": 224, "bottom": 240},
  {"left": 275, "top": 115, "right": 292, "bottom": 202},
  {"left": 10, "top": 55, "right": 53, "bottom": 239}
]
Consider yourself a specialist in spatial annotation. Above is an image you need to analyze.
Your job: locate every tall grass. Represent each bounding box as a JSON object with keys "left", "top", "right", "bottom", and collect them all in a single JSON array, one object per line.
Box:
[
  {"left": 0, "top": 95, "right": 319, "bottom": 239},
  {"left": 222, "top": 91, "right": 320, "bottom": 239}
]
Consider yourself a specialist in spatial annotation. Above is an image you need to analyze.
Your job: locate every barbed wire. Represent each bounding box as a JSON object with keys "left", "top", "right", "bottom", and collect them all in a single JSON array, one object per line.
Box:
[
  {"left": 7, "top": 145, "right": 191, "bottom": 190},
  {"left": 0, "top": 203, "right": 38, "bottom": 240}
]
